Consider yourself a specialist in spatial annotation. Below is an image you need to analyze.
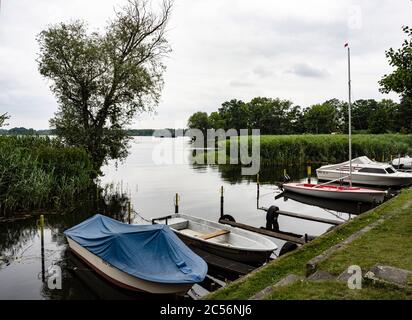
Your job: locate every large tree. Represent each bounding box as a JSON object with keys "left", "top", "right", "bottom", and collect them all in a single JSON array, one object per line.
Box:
[
  {"left": 379, "top": 25, "right": 412, "bottom": 133},
  {"left": 303, "top": 102, "right": 338, "bottom": 134},
  {"left": 248, "top": 97, "right": 294, "bottom": 135},
  {"left": 0, "top": 113, "right": 9, "bottom": 128},
  {"left": 218, "top": 99, "right": 250, "bottom": 133},
  {"left": 37, "top": 0, "right": 172, "bottom": 172},
  {"left": 187, "top": 112, "right": 211, "bottom": 135}
]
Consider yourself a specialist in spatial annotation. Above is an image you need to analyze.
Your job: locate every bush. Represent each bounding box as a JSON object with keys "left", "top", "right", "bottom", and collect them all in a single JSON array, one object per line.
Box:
[{"left": 0, "top": 136, "right": 94, "bottom": 214}]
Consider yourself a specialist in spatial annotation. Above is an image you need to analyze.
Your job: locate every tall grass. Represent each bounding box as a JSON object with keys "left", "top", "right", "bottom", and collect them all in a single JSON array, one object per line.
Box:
[
  {"left": 229, "top": 134, "right": 412, "bottom": 165},
  {"left": 0, "top": 136, "right": 94, "bottom": 215}
]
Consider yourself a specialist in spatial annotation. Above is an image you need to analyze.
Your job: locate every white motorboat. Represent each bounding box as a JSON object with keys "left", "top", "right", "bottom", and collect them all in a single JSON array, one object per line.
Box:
[
  {"left": 392, "top": 155, "right": 412, "bottom": 170},
  {"left": 317, "top": 156, "right": 412, "bottom": 187},
  {"left": 153, "top": 213, "right": 278, "bottom": 266},
  {"left": 283, "top": 183, "right": 386, "bottom": 203}
]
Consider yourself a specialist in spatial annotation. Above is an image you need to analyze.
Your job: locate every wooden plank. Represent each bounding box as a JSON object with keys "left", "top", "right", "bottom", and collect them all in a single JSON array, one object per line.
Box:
[
  {"left": 219, "top": 220, "right": 305, "bottom": 244},
  {"left": 199, "top": 229, "right": 230, "bottom": 240},
  {"left": 259, "top": 207, "right": 344, "bottom": 226},
  {"left": 190, "top": 247, "right": 255, "bottom": 275}
]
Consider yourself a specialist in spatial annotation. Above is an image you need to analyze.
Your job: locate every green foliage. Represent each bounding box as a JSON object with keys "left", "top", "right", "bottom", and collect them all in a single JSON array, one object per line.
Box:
[
  {"left": 303, "top": 102, "right": 338, "bottom": 134},
  {"left": 0, "top": 113, "right": 9, "bottom": 128},
  {"left": 37, "top": 0, "right": 172, "bottom": 171},
  {"left": 380, "top": 26, "right": 412, "bottom": 100},
  {"left": 187, "top": 112, "right": 211, "bottom": 135},
  {"left": 188, "top": 96, "right": 405, "bottom": 135},
  {"left": 218, "top": 99, "right": 250, "bottom": 133},
  {"left": 379, "top": 26, "right": 412, "bottom": 133},
  {"left": 207, "top": 189, "right": 412, "bottom": 300},
  {"left": 236, "top": 134, "right": 412, "bottom": 165},
  {"left": 0, "top": 136, "right": 94, "bottom": 214}
]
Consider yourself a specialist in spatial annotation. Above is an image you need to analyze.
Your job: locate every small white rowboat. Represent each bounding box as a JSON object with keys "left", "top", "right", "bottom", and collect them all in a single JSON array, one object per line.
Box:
[{"left": 153, "top": 213, "right": 278, "bottom": 266}]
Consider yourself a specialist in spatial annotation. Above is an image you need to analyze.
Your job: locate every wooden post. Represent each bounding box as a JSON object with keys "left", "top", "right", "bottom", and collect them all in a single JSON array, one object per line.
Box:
[
  {"left": 39, "top": 215, "right": 45, "bottom": 282},
  {"left": 175, "top": 193, "right": 179, "bottom": 214},
  {"left": 220, "top": 186, "right": 224, "bottom": 218},
  {"left": 128, "top": 201, "right": 132, "bottom": 224},
  {"left": 256, "top": 174, "right": 260, "bottom": 209}
]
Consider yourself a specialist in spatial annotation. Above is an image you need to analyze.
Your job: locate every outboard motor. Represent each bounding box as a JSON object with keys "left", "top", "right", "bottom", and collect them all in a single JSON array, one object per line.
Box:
[{"left": 266, "top": 206, "right": 280, "bottom": 231}]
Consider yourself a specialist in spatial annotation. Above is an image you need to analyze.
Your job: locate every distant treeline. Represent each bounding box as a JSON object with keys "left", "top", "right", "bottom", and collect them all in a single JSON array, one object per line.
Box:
[
  {"left": 0, "top": 127, "right": 56, "bottom": 136},
  {"left": 188, "top": 97, "right": 412, "bottom": 135},
  {"left": 0, "top": 128, "right": 185, "bottom": 137}
]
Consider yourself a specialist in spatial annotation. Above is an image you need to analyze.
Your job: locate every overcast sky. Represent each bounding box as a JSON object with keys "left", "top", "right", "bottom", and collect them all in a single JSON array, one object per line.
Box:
[{"left": 0, "top": 0, "right": 411, "bottom": 129}]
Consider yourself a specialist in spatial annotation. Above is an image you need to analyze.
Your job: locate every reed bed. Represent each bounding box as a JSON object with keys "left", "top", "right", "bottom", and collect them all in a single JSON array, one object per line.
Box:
[
  {"left": 0, "top": 136, "right": 94, "bottom": 215},
  {"left": 229, "top": 134, "right": 412, "bottom": 165}
]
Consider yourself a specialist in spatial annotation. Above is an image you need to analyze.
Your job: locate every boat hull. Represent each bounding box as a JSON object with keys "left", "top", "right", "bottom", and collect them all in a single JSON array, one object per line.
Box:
[
  {"left": 317, "top": 170, "right": 412, "bottom": 187},
  {"left": 174, "top": 232, "right": 272, "bottom": 266},
  {"left": 66, "top": 238, "right": 193, "bottom": 295},
  {"left": 283, "top": 184, "right": 386, "bottom": 203}
]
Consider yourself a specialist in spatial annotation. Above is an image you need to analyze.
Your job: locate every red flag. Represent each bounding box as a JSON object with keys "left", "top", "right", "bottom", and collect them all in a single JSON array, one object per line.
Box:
[{"left": 344, "top": 43, "right": 349, "bottom": 48}]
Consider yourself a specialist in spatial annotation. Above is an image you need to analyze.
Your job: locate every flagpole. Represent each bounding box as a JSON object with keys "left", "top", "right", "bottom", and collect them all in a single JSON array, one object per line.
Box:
[{"left": 347, "top": 45, "right": 352, "bottom": 187}]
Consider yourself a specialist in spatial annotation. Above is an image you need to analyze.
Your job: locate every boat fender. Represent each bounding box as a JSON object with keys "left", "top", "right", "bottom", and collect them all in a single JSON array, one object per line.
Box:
[
  {"left": 279, "top": 242, "right": 298, "bottom": 256},
  {"left": 219, "top": 215, "right": 236, "bottom": 223}
]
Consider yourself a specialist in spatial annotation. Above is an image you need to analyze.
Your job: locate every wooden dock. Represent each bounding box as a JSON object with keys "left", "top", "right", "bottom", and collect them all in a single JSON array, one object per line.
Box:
[
  {"left": 259, "top": 207, "right": 345, "bottom": 226},
  {"left": 219, "top": 219, "right": 306, "bottom": 244}
]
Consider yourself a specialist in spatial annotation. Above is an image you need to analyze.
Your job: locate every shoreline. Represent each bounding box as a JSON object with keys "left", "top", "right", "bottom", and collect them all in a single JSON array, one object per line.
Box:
[{"left": 206, "top": 188, "right": 412, "bottom": 300}]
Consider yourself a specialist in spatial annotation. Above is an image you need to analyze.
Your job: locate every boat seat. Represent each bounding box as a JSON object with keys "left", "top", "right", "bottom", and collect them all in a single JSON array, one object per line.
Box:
[
  {"left": 167, "top": 218, "right": 189, "bottom": 230},
  {"left": 199, "top": 229, "right": 230, "bottom": 240}
]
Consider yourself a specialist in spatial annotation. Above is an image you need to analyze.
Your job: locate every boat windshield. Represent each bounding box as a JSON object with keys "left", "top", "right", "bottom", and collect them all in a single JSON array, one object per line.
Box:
[
  {"left": 358, "top": 168, "right": 387, "bottom": 174},
  {"left": 386, "top": 167, "right": 396, "bottom": 174}
]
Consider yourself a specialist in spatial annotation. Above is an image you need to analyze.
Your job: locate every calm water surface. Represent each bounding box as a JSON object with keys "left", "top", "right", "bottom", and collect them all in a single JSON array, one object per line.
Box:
[{"left": 0, "top": 137, "right": 375, "bottom": 299}]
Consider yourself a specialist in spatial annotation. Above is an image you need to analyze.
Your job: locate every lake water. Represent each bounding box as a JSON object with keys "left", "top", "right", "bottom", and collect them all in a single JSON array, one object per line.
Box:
[{"left": 0, "top": 137, "right": 376, "bottom": 299}]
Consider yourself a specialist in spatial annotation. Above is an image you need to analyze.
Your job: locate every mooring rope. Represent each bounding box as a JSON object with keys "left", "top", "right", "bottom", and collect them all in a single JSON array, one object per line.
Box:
[{"left": 132, "top": 209, "right": 152, "bottom": 224}]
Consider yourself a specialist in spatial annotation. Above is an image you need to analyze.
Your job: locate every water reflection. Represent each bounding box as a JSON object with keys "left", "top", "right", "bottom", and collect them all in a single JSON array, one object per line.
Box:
[
  {"left": 0, "top": 137, "right": 382, "bottom": 300},
  {"left": 0, "top": 188, "right": 135, "bottom": 300},
  {"left": 282, "top": 191, "right": 375, "bottom": 216}
]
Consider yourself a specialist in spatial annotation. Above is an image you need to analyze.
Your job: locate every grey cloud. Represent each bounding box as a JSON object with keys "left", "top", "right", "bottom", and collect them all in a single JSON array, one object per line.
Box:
[
  {"left": 0, "top": 0, "right": 410, "bottom": 129},
  {"left": 286, "top": 63, "right": 330, "bottom": 78},
  {"left": 253, "top": 66, "right": 272, "bottom": 78}
]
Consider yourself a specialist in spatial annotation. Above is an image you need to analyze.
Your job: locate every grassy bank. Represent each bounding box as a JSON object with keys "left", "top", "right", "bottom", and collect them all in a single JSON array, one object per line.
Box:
[
  {"left": 206, "top": 189, "right": 412, "bottom": 300},
  {"left": 0, "top": 136, "right": 95, "bottom": 215},
  {"left": 227, "top": 134, "right": 412, "bottom": 165}
]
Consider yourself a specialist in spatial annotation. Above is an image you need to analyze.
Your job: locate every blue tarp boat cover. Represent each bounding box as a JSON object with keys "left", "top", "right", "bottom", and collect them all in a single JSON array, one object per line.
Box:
[{"left": 64, "top": 214, "right": 207, "bottom": 284}]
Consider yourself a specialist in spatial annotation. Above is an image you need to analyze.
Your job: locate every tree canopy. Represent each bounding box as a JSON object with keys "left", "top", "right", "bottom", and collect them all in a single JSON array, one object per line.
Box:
[
  {"left": 379, "top": 26, "right": 412, "bottom": 102},
  {"left": 0, "top": 113, "right": 9, "bottom": 128},
  {"left": 379, "top": 25, "right": 412, "bottom": 133},
  {"left": 187, "top": 97, "right": 406, "bottom": 135},
  {"left": 37, "top": 0, "right": 172, "bottom": 172}
]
